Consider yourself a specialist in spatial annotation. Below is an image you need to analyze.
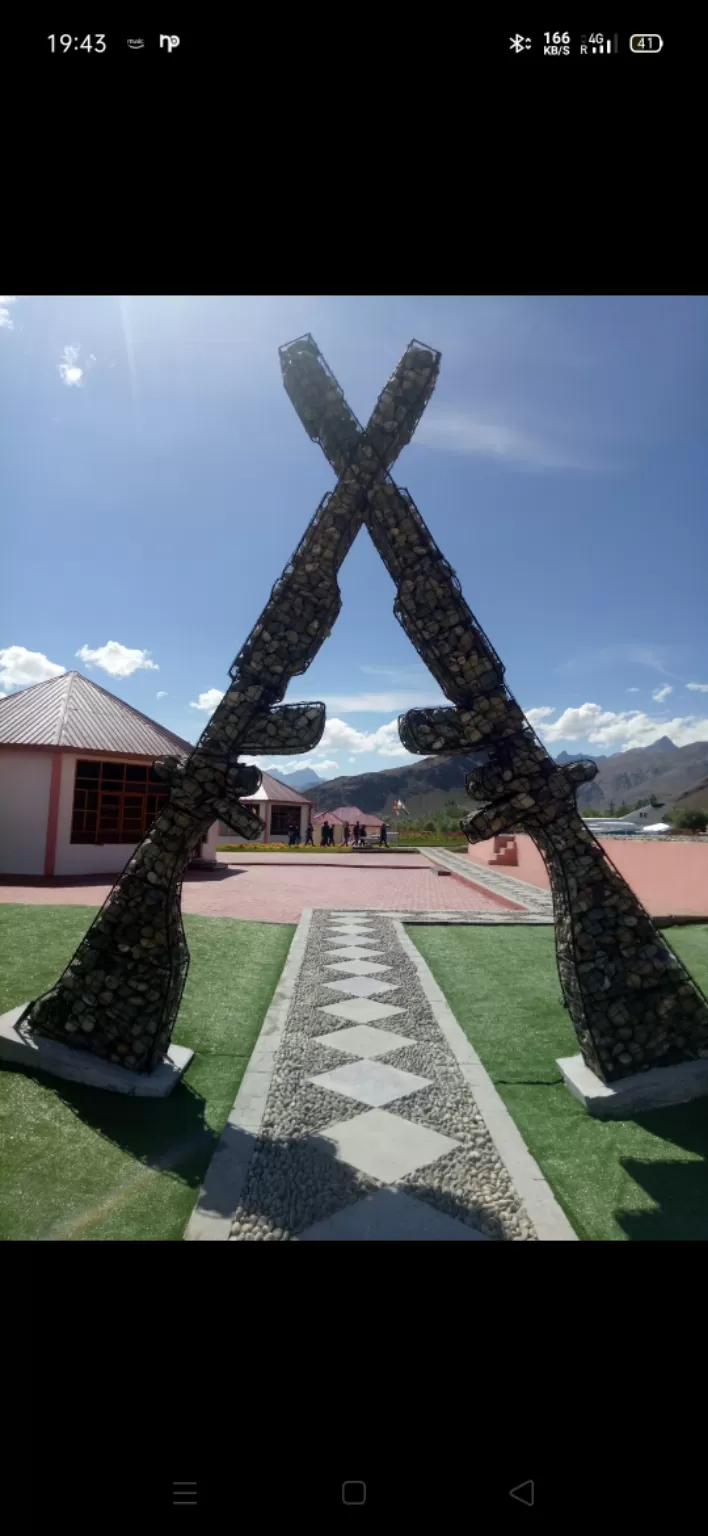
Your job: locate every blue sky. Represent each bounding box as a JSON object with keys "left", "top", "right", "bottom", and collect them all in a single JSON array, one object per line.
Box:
[{"left": 2, "top": 294, "right": 707, "bottom": 778}]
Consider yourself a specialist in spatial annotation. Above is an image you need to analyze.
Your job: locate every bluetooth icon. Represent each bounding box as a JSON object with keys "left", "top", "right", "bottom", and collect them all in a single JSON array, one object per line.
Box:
[{"left": 510, "top": 34, "right": 532, "bottom": 52}]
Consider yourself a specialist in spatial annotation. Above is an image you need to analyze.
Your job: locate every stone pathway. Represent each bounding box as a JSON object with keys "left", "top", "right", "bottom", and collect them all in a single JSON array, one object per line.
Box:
[
  {"left": 421, "top": 847, "right": 555, "bottom": 915},
  {"left": 220, "top": 909, "right": 550, "bottom": 1242}
]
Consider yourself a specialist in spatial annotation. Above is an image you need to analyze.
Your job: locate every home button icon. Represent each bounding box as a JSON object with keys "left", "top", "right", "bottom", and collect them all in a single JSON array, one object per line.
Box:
[{"left": 342, "top": 1481, "right": 367, "bottom": 1506}]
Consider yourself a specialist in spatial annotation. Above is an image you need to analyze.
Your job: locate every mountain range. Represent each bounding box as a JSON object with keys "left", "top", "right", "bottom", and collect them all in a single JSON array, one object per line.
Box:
[
  {"left": 270, "top": 767, "right": 324, "bottom": 791},
  {"left": 309, "top": 738, "right": 708, "bottom": 818}
]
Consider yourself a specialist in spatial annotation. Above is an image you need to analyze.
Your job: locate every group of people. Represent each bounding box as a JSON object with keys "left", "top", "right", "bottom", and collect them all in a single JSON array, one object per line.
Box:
[
  {"left": 322, "top": 819, "right": 389, "bottom": 847},
  {"left": 286, "top": 818, "right": 389, "bottom": 848}
]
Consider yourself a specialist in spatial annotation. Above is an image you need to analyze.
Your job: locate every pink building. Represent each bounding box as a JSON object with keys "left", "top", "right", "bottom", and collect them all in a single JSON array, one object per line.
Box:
[
  {"left": 229, "top": 770, "right": 313, "bottom": 844},
  {"left": 0, "top": 671, "right": 219, "bottom": 877}
]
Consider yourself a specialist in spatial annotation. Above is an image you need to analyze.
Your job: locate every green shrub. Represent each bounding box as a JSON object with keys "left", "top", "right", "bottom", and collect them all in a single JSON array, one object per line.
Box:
[{"left": 671, "top": 808, "right": 708, "bottom": 833}]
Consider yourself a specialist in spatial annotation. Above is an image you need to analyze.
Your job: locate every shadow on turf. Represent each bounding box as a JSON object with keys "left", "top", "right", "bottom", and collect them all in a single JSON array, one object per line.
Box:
[
  {"left": 1, "top": 1059, "right": 220, "bottom": 1188},
  {"left": 2, "top": 1064, "right": 513, "bottom": 1240},
  {"left": 617, "top": 1098, "right": 708, "bottom": 1240}
]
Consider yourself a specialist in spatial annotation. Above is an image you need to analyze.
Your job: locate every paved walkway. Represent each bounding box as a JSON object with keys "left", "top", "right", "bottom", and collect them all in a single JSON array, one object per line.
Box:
[
  {"left": 216, "top": 851, "right": 431, "bottom": 868},
  {"left": 187, "top": 909, "right": 576, "bottom": 1242},
  {"left": 421, "top": 847, "right": 554, "bottom": 915},
  {"left": 0, "top": 860, "right": 517, "bottom": 924}
]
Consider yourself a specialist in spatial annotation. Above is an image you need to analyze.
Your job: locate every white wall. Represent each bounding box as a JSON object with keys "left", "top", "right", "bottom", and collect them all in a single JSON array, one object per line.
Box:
[
  {"left": 200, "top": 823, "right": 220, "bottom": 859},
  {"left": 0, "top": 748, "right": 53, "bottom": 875}
]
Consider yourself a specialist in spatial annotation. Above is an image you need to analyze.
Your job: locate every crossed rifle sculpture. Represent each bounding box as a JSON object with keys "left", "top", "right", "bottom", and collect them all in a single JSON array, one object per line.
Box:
[{"left": 21, "top": 336, "right": 708, "bottom": 1085}]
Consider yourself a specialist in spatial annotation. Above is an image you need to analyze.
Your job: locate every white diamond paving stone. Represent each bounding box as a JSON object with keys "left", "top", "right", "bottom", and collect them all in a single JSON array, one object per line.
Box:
[
  {"left": 322, "top": 977, "right": 399, "bottom": 999},
  {"left": 324, "top": 933, "right": 380, "bottom": 946},
  {"left": 299, "top": 1188, "right": 488, "bottom": 1241},
  {"left": 327, "top": 920, "right": 376, "bottom": 930},
  {"left": 324, "top": 960, "right": 391, "bottom": 976},
  {"left": 325, "top": 949, "right": 385, "bottom": 964},
  {"left": 318, "top": 999, "right": 407, "bottom": 1026},
  {"left": 316, "top": 1024, "right": 414, "bottom": 1058},
  {"left": 309, "top": 1059, "right": 431, "bottom": 1108},
  {"left": 314, "top": 1108, "right": 461, "bottom": 1184}
]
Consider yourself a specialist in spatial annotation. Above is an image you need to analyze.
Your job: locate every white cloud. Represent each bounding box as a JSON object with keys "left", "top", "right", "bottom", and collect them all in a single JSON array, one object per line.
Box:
[
  {"left": 525, "top": 706, "right": 555, "bottom": 728},
  {"left": 0, "top": 295, "right": 18, "bottom": 330},
  {"left": 322, "top": 690, "right": 446, "bottom": 713},
  {"left": 77, "top": 641, "right": 159, "bottom": 677},
  {"left": 652, "top": 684, "right": 674, "bottom": 703},
  {"left": 527, "top": 700, "right": 708, "bottom": 752},
  {"left": 537, "top": 703, "right": 619, "bottom": 743},
  {"left": 559, "top": 644, "right": 681, "bottom": 681},
  {"left": 416, "top": 408, "right": 585, "bottom": 470},
  {"left": 319, "top": 716, "right": 417, "bottom": 759},
  {"left": 189, "top": 688, "right": 224, "bottom": 712},
  {"left": 627, "top": 687, "right": 639, "bottom": 693},
  {"left": 0, "top": 645, "right": 65, "bottom": 690},
  {"left": 359, "top": 664, "right": 430, "bottom": 682},
  {"left": 156, "top": 690, "right": 168, "bottom": 699},
  {"left": 58, "top": 344, "right": 84, "bottom": 386},
  {"left": 687, "top": 682, "right": 708, "bottom": 693}
]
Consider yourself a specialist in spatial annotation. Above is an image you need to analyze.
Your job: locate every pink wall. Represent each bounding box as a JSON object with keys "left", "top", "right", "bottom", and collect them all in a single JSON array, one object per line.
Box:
[{"left": 468, "top": 834, "right": 708, "bottom": 916}]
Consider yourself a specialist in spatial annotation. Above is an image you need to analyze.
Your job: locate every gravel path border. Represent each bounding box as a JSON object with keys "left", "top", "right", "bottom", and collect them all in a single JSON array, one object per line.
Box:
[{"left": 185, "top": 906, "right": 575, "bottom": 1242}]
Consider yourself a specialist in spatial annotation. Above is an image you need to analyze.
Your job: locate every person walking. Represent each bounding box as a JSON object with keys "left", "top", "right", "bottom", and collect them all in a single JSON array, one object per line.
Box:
[
  {"left": 320, "top": 820, "right": 328, "bottom": 847},
  {"left": 379, "top": 821, "right": 388, "bottom": 848},
  {"left": 353, "top": 820, "right": 360, "bottom": 848},
  {"left": 304, "top": 822, "right": 314, "bottom": 846},
  {"left": 343, "top": 821, "right": 350, "bottom": 847}
]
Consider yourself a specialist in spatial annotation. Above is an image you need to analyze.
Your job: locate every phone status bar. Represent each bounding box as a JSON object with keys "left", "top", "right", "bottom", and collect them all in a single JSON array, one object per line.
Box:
[{"left": 508, "top": 31, "right": 664, "bottom": 56}]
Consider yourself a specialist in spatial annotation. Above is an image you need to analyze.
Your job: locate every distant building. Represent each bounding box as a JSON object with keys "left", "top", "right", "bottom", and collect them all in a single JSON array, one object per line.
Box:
[
  {"left": 312, "top": 810, "right": 347, "bottom": 844},
  {"left": 220, "top": 769, "right": 313, "bottom": 844},
  {"left": 0, "top": 671, "right": 219, "bottom": 877},
  {"left": 311, "top": 805, "right": 386, "bottom": 845}
]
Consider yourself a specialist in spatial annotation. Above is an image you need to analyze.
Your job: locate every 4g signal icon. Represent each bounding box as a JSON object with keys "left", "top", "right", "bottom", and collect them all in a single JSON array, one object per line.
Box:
[{"left": 580, "top": 33, "right": 619, "bottom": 54}]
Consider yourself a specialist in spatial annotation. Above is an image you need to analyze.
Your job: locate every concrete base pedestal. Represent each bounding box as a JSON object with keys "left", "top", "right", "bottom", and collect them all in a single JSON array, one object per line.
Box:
[
  {"left": 0, "top": 1004, "right": 193, "bottom": 1098},
  {"left": 557, "top": 1051, "right": 708, "bottom": 1119}
]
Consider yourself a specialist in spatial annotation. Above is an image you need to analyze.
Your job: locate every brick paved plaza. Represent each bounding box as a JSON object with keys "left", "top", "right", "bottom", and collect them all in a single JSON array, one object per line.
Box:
[{"left": 0, "top": 851, "right": 512, "bottom": 924}]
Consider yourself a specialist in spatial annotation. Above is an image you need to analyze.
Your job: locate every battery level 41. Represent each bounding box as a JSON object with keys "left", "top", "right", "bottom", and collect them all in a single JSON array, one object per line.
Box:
[{"left": 630, "top": 34, "right": 664, "bottom": 52}]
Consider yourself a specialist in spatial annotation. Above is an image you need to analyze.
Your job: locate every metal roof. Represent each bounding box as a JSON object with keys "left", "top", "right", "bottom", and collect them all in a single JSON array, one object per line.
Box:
[
  {"left": 329, "top": 805, "right": 384, "bottom": 828},
  {"left": 240, "top": 770, "right": 313, "bottom": 806},
  {"left": 0, "top": 672, "right": 194, "bottom": 756}
]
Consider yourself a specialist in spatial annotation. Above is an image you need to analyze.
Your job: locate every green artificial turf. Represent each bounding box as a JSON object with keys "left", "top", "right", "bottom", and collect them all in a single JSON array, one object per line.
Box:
[
  {"left": 408, "top": 923, "right": 708, "bottom": 1241},
  {"left": 0, "top": 904, "right": 293, "bottom": 1241}
]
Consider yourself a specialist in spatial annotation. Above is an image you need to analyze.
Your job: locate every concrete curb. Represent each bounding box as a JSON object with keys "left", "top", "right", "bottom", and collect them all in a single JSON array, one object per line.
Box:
[
  {"left": 183, "top": 908, "right": 314, "bottom": 1241},
  {"left": 393, "top": 921, "right": 578, "bottom": 1242}
]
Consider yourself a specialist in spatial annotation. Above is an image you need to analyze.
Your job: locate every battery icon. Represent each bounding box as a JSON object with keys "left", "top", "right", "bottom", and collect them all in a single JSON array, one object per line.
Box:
[{"left": 630, "top": 34, "right": 663, "bottom": 52}]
